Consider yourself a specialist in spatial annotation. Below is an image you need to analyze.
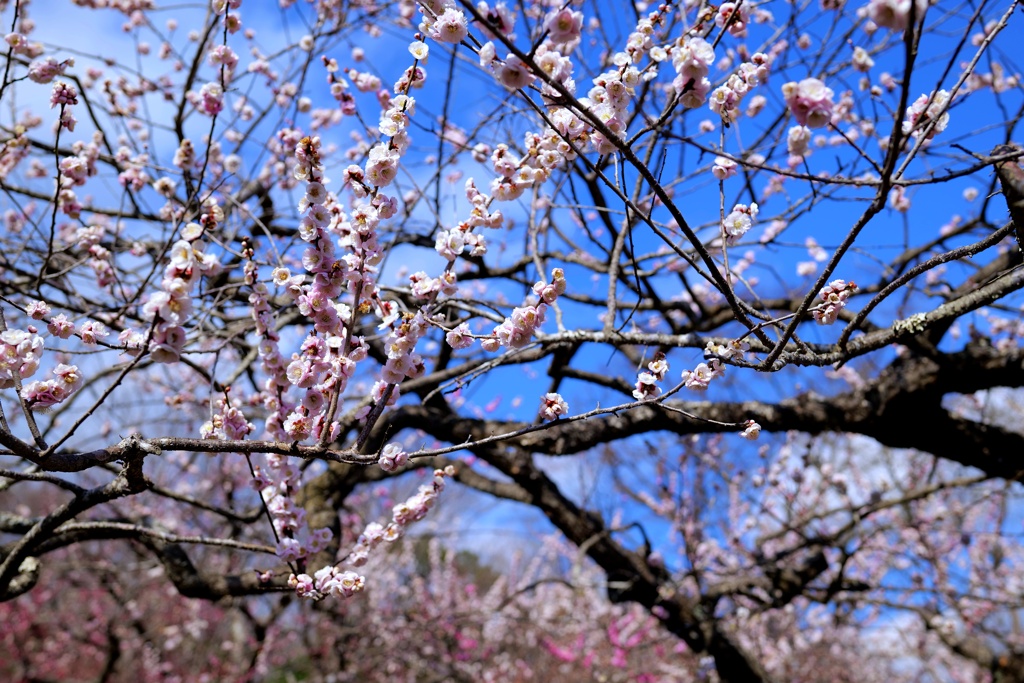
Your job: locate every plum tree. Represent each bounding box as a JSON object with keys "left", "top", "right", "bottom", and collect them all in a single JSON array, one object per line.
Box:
[{"left": 1, "top": 0, "right": 1023, "bottom": 681}]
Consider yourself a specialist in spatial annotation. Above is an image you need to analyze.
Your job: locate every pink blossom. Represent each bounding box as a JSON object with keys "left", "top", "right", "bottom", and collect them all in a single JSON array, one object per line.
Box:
[
  {"left": 782, "top": 77, "right": 834, "bottom": 128},
  {"left": 531, "top": 267, "right": 567, "bottom": 303},
  {"left": 632, "top": 372, "right": 661, "bottom": 401},
  {"left": 283, "top": 410, "right": 312, "bottom": 440},
  {"left": 497, "top": 54, "right": 533, "bottom": 90},
  {"left": 889, "top": 186, "right": 911, "bottom": 212},
  {"left": 434, "top": 229, "right": 466, "bottom": 261},
  {"left": 723, "top": 203, "right": 759, "bottom": 243},
  {"left": 852, "top": 46, "right": 874, "bottom": 72},
  {"left": 713, "top": 156, "right": 737, "bottom": 180},
  {"left": 446, "top": 323, "right": 474, "bottom": 349},
  {"left": 812, "top": 279, "right": 856, "bottom": 325},
  {"left": 364, "top": 143, "right": 399, "bottom": 186},
  {"left": 682, "top": 361, "right": 723, "bottom": 391},
  {"left": 671, "top": 36, "right": 715, "bottom": 108},
  {"left": 208, "top": 45, "right": 238, "bottom": 74},
  {"left": 475, "top": 1, "right": 515, "bottom": 37},
  {"left": 866, "top": 0, "right": 926, "bottom": 32},
  {"left": 0, "top": 329, "right": 45, "bottom": 388},
  {"left": 78, "top": 320, "right": 109, "bottom": 345},
  {"left": 28, "top": 56, "right": 72, "bottom": 84},
  {"left": 26, "top": 300, "right": 51, "bottom": 319},
  {"left": 198, "top": 82, "right": 224, "bottom": 116},
  {"left": 49, "top": 81, "right": 78, "bottom": 108},
  {"left": 430, "top": 8, "right": 468, "bottom": 44},
  {"left": 149, "top": 324, "right": 186, "bottom": 363},
  {"left": 788, "top": 125, "right": 812, "bottom": 156},
  {"left": 545, "top": 8, "right": 583, "bottom": 44},
  {"left": 902, "top": 90, "right": 951, "bottom": 139},
  {"left": 47, "top": 314, "right": 75, "bottom": 339},
  {"left": 715, "top": 2, "right": 750, "bottom": 37},
  {"left": 378, "top": 442, "right": 409, "bottom": 472},
  {"left": 740, "top": 420, "right": 761, "bottom": 440},
  {"left": 539, "top": 392, "right": 569, "bottom": 421},
  {"left": 22, "top": 363, "right": 84, "bottom": 410}
]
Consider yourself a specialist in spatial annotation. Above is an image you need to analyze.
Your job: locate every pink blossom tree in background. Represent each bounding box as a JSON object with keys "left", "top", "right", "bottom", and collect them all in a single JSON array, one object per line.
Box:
[{"left": 2, "top": 0, "right": 1024, "bottom": 680}]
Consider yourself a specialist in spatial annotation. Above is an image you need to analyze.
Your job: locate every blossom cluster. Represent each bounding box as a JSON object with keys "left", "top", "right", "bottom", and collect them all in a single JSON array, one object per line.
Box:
[
  {"left": 253, "top": 453, "right": 334, "bottom": 564},
  {"left": 129, "top": 211, "right": 222, "bottom": 363},
  {"left": 478, "top": 7, "right": 671, "bottom": 197},
  {"left": 346, "top": 466, "right": 455, "bottom": 567},
  {"left": 21, "top": 363, "right": 83, "bottom": 411},
  {"left": 479, "top": 269, "right": 566, "bottom": 352},
  {"left": 207, "top": 44, "right": 238, "bottom": 80},
  {"left": 281, "top": 137, "right": 361, "bottom": 437},
  {"left": 421, "top": 3, "right": 469, "bottom": 44},
  {"left": 49, "top": 80, "right": 77, "bottom": 108},
  {"left": 432, "top": 180, "right": 500, "bottom": 262},
  {"left": 0, "top": 329, "right": 45, "bottom": 389},
  {"left": 4, "top": 30, "right": 43, "bottom": 59},
  {"left": 4, "top": 316, "right": 90, "bottom": 411},
  {"left": 363, "top": 140, "right": 400, "bottom": 187},
  {"left": 632, "top": 352, "right": 670, "bottom": 401},
  {"left": 577, "top": 7, "right": 667, "bottom": 153},
  {"left": 115, "top": 145, "right": 152, "bottom": 192},
  {"left": 902, "top": 90, "right": 951, "bottom": 140},
  {"left": 256, "top": 41, "right": 429, "bottom": 445},
  {"left": 290, "top": 466, "right": 454, "bottom": 600},
  {"left": 245, "top": 262, "right": 292, "bottom": 437},
  {"left": 473, "top": 0, "right": 516, "bottom": 38},
  {"left": 545, "top": 7, "right": 583, "bottom": 47},
  {"left": 680, "top": 359, "right": 724, "bottom": 391},
  {"left": 49, "top": 81, "right": 77, "bottom": 131},
  {"left": 57, "top": 133, "right": 99, "bottom": 192},
  {"left": 671, "top": 36, "right": 715, "bottom": 109},
  {"left": 715, "top": 2, "right": 751, "bottom": 37},
  {"left": 379, "top": 310, "right": 427, "bottom": 390},
  {"left": 782, "top": 77, "right": 834, "bottom": 128},
  {"left": 679, "top": 340, "right": 749, "bottom": 392},
  {"left": 245, "top": 263, "right": 345, "bottom": 569},
  {"left": 200, "top": 395, "right": 254, "bottom": 441},
  {"left": 488, "top": 142, "right": 541, "bottom": 201},
  {"left": 787, "top": 124, "right": 813, "bottom": 159},
  {"left": 289, "top": 566, "right": 365, "bottom": 600},
  {"left": 703, "top": 338, "right": 750, "bottom": 364},
  {"left": 378, "top": 442, "right": 409, "bottom": 472},
  {"left": 812, "top": 279, "right": 856, "bottom": 325},
  {"left": 193, "top": 81, "right": 224, "bottom": 116},
  {"left": 582, "top": 63, "right": 643, "bottom": 154},
  {"left": 709, "top": 52, "right": 772, "bottom": 124}
]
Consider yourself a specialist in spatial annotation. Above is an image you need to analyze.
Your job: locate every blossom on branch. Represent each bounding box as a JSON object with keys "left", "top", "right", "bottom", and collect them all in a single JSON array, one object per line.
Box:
[
  {"left": 723, "top": 202, "right": 759, "bottom": 243},
  {"left": 681, "top": 360, "right": 723, "bottom": 391},
  {"left": 812, "top": 279, "right": 856, "bottom": 325},
  {"left": 539, "top": 392, "right": 569, "bottom": 421},
  {"left": 378, "top": 442, "right": 409, "bottom": 472},
  {"left": 671, "top": 36, "right": 715, "bottom": 108},
  {"left": 903, "top": 90, "right": 951, "bottom": 140},
  {"left": 21, "top": 363, "right": 83, "bottom": 410},
  {"left": 428, "top": 8, "right": 469, "bottom": 44},
  {"left": 782, "top": 77, "right": 834, "bottom": 128},
  {"left": 865, "top": 0, "right": 928, "bottom": 32},
  {"left": 740, "top": 420, "right": 762, "bottom": 440}
]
